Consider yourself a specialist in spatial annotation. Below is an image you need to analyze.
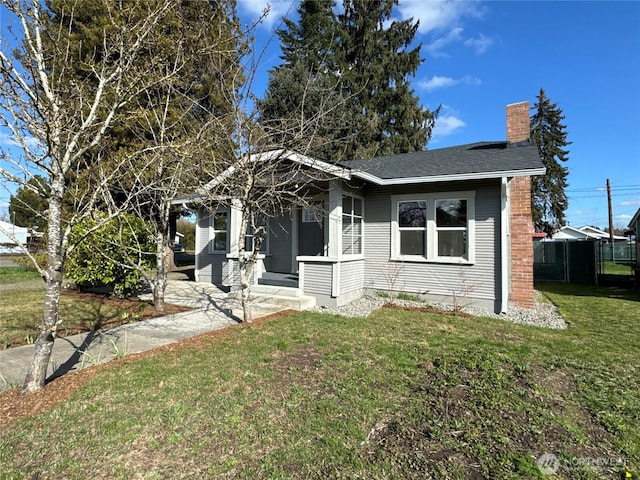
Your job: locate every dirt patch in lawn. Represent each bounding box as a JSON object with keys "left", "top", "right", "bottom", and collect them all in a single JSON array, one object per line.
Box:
[
  {"left": 269, "top": 344, "right": 327, "bottom": 396},
  {"left": 363, "top": 360, "right": 620, "bottom": 479},
  {"left": 0, "top": 309, "right": 295, "bottom": 429}
]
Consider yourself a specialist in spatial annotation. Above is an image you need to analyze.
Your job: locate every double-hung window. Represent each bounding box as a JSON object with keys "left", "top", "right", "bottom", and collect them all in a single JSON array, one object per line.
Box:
[
  {"left": 210, "top": 211, "right": 228, "bottom": 253},
  {"left": 244, "top": 224, "right": 268, "bottom": 253},
  {"left": 398, "top": 200, "right": 426, "bottom": 256},
  {"left": 391, "top": 192, "right": 475, "bottom": 263},
  {"left": 342, "top": 195, "right": 363, "bottom": 255},
  {"left": 435, "top": 199, "right": 467, "bottom": 258}
]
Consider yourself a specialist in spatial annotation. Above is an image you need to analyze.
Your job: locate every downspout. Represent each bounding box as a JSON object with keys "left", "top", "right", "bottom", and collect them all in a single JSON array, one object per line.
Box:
[
  {"left": 194, "top": 208, "right": 200, "bottom": 282},
  {"left": 500, "top": 177, "right": 509, "bottom": 313}
]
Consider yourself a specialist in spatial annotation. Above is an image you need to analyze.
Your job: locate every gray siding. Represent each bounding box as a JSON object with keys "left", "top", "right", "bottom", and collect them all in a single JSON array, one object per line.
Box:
[
  {"left": 223, "top": 258, "right": 266, "bottom": 288},
  {"left": 196, "top": 209, "right": 225, "bottom": 285},
  {"left": 340, "top": 260, "right": 365, "bottom": 294},
  {"left": 363, "top": 180, "right": 502, "bottom": 305},
  {"left": 268, "top": 216, "right": 293, "bottom": 273},
  {"left": 303, "top": 262, "right": 333, "bottom": 296}
]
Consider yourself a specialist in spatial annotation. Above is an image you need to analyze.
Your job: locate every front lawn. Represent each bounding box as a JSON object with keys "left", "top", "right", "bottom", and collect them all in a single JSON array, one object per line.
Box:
[
  {"left": 0, "top": 276, "right": 191, "bottom": 349},
  {"left": 0, "top": 265, "right": 41, "bottom": 284},
  {"left": 0, "top": 283, "right": 638, "bottom": 479}
]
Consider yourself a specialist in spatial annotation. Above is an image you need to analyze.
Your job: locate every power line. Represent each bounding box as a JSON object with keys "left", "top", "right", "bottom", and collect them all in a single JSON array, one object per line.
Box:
[{"left": 566, "top": 185, "right": 640, "bottom": 193}]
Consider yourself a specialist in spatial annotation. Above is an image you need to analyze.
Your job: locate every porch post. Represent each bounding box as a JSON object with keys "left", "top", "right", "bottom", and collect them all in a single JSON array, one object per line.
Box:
[
  {"left": 328, "top": 179, "right": 342, "bottom": 258},
  {"left": 229, "top": 199, "right": 243, "bottom": 257}
]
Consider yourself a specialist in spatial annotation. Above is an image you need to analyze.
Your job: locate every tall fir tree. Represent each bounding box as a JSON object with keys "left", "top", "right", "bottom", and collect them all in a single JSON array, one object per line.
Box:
[
  {"left": 257, "top": 0, "right": 350, "bottom": 161},
  {"left": 337, "top": 0, "right": 437, "bottom": 159},
  {"left": 530, "top": 88, "right": 571, "bottom": 234},
  {"left": 258, "top": 0, "right": 437, "bottom": 162},
  {"left": 41, "top": 0, "right": 244, "bottom": 310}
]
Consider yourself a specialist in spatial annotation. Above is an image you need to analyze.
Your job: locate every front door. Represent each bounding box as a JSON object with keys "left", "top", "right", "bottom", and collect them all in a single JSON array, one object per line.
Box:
[{"left": 299, "top": 203, "right": 325, "bottom": 256}]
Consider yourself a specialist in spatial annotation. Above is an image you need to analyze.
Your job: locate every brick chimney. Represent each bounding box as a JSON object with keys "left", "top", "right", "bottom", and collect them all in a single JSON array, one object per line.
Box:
[
  {"left": 506, "top": 101, "right": 530, "bottom": 143},
  {"left": 506, "top": 101, "right": 535, "bottom": 309}
]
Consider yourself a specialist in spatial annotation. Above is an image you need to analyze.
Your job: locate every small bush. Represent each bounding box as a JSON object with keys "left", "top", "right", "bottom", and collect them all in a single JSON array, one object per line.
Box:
[{"left": 65, "top": 213, "right": 155, "bottom": 297}]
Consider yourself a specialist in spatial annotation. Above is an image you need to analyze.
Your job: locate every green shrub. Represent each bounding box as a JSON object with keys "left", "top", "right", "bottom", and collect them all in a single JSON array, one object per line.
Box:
[{"left": 65, "top": 213, "right": 155, "bottom": 297}]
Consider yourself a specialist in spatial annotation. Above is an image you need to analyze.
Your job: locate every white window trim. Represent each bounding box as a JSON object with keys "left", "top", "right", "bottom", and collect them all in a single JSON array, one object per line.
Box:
[
  {"left": 391, "top": 191, "right": 476, "bottom": 264},
  {"left": 394, "top": 198, "right": 427, "bottom": 261},
  {"left": 341, "top": 194, "right": 365, "bottom": 258},
  {"left": 242, "top": 223, "right": 270, "bottom": 255},
  {"left": 209, "top": 209, "right": 229, "bottom": 254}
]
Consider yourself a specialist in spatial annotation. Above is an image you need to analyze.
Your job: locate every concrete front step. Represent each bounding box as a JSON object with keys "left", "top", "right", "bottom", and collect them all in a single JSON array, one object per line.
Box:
[
  {"left": 257, "top": 273, "right": 299, "bottom": 289},
  {"left": 251, "top": 284, "right": 305, "bottom": 297},
  {"left": 229, "top": 286, "right": 316, "bottom": 311}
]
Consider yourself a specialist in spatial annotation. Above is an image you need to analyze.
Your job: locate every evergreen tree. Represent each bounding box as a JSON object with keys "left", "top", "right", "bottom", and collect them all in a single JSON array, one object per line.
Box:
[
  {"left": 8, "top": 176, "right": 50, "bottom": 230},
  {"left": 530, "top": 88, "right": 571, "bottom": 234},
  {"left": 278, "top": 0, "right": 338, "bottom": 73},
  {"left": 43, "top": 0, "right": 244, "bottom": 311},
  {"left": 258, "top": 0, "right": 437, "bottom": 162},
  {"left": 257, "top": 0, "right": 350, "bottom": 161},
  {"left": 337, "top": 0, "right": 437, "bottom": 159}
]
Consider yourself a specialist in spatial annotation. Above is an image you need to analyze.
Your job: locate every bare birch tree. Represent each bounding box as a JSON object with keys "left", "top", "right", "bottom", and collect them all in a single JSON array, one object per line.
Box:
[
  {"left": 106, "top": 1, "right": 243, "bottom": 312},
  {"left": 197, "top": 31, "right": 354, "bottom": 323},
  {"left": 0, "top": 0, "right": 180, "bottom": 393}
]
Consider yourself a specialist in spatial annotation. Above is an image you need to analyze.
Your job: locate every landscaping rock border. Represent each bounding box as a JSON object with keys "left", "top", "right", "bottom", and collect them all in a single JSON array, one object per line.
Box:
[{"left": 313, "top": 290, "right": 568, "bottom": 329}]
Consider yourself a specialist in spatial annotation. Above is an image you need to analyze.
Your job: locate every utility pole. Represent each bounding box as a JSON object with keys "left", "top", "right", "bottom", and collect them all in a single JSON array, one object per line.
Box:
[{"left": 607, "top": 178, "right": 615, "bottom": 262}]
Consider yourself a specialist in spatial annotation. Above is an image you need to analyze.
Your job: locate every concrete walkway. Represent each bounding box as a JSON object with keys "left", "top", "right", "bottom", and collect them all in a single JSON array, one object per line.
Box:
[{"left": 0, "top": 278, "right": 286, "bottom": 391}]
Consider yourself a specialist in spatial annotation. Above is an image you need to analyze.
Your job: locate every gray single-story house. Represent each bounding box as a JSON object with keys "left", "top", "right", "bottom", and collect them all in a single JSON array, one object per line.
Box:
[{"left": 188, "top": 101, "right": 544, "bottom": 313}]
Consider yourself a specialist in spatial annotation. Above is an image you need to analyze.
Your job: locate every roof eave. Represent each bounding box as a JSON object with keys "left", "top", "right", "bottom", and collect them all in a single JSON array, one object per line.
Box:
[
  {"left": 628, "top": 208, "right": 640, "bottom": 229},
  {"left": 351, "top": 167, "right": 546, "bottom": 186}
]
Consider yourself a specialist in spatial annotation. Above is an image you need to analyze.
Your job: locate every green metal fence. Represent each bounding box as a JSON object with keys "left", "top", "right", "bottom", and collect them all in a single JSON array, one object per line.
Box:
[
  {"left": 533, "top": 240, "right": 597, "bottom": 284},
  {"left": 599, "top": 242, "right": 634, "bottom": 263}
]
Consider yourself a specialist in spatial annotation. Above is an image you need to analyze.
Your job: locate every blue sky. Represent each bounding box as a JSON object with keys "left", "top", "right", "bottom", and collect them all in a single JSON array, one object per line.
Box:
[
  {"left": 237, "top": 0, "right": 640, "bottom": 230},
  {"left": 1, "top": 1, "right": 638, "bottom": 230}
]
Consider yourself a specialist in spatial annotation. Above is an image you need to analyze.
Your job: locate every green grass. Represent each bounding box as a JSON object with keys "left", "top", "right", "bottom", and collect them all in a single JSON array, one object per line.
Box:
[
  {"left": 0, "top": 287, "right": 154, "bottom": 348},
  {"left": 0, "top": 266, "right": 41, "bottom": 284},
  {"left": 376, "top": 290, "right": 423, "bottom": 302},
  {"left": 1, "top": 283, "right": 639, "bottom": 479},
  {"left": 601, "top": 261, "right": 634, "bottom": 275}
]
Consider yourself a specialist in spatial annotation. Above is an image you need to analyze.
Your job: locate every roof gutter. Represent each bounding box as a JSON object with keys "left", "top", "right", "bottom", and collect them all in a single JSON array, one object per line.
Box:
[{"left": 351, "top": 167, "right": 546, "bottom": 186}]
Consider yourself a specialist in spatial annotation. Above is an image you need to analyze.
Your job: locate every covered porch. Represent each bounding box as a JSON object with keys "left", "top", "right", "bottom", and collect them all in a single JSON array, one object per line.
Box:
[{"left": 210, "top": 178, "right": 366, "bottom": 308}]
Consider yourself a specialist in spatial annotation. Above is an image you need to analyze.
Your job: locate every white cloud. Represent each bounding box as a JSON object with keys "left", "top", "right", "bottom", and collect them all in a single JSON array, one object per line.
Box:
[
  {"left": 397, "top": 0, "right": 485, "bottom": 34},
  {"left": 0, "top": 131, "right": 19, "bottom": 148},
  {"left": 395, "top": 1, "right": 493, "bottom": 58},
  {"left": 463, "top": 33, "right": 494, "bottom": 54},
  {"left": 419, "top": 75, "right": 457, "bottom": 91},
  {"left": 432, "top": 106, "right": 466, "bottom": 138},
  {"left": 0, "top": 131, "right": 41, "bottom": 150},
  {"left": 419, "top": 74, "right": 480, "bottom": 92},
  {"left": 237, "top": 0, "right": 296, "bottom": 29},
  {"left": 620, "top": 198, "right": 640, "bottom": 207},
  {"left": 424, "top": 26, "right": 463, "bottom": 58}
]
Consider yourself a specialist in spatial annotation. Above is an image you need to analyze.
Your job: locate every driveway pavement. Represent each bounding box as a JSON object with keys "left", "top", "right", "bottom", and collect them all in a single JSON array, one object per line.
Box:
[{"left": 0, "top": 278, "right": 285, "bottom": 391}]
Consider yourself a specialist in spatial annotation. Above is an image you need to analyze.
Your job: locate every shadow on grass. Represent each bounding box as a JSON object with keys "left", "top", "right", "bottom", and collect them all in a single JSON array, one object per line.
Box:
[{"left": 537, "top": 281, "right": 640, "bottom": 302}]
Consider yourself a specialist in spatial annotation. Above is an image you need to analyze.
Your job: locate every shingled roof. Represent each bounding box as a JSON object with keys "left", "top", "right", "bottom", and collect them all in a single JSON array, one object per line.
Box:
[{"left": 340, "top": 140, "right": 545, "bottom": 185}]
